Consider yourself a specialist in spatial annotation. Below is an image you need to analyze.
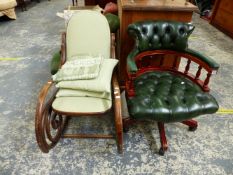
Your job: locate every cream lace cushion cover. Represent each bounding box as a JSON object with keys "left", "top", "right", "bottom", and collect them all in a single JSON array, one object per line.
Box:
[
  {"left": 56, "top": 59, "right": 118, "bottom": 93},
  {"left": 52, "top": 55, "right": 103, "bottom": 81},
  {"left": 52, "top": 59, "right": 118, "bottom": 113}
]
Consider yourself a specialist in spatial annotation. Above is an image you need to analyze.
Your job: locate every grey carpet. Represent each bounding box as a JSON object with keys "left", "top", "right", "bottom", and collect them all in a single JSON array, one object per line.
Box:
[{"left": 0, "top": 0, "right": 233, "bottom": 174}]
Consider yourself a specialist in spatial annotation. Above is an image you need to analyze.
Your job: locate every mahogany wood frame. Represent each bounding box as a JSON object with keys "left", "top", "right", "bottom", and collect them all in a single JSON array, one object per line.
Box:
[
  {"left": 35, "top": 33, "right": 123, "bottom": 154},
  {"left": 124, "top": 49, "right": 218, "bottom": 155},
  {"left": 72, "top": 0, "right": 117, "bottom": 8},
  {"left": 210, "top": 0, "right": 233, "bottom": 39},
  {"left": 126, "top": 50, "right": 218, "bottom": 97}
]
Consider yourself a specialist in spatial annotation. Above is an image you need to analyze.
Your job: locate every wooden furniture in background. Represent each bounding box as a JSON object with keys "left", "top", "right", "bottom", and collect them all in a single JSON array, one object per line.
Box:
[
  {"left": 188, "top": 0, "right": 195, "bottom": 4},
  {"left": 15, "top": 0, "right": 26, "bottom": 11},
  {"left": 72, "top": 0, "right": 117, "bottom": 8},
  {"left": 210, "top": 0, "right": 233, "bottom": 39},
  {"left": 86, "top": 0, "right": 117, "bottom": 8},
  {"left": 117, "top": 0, "right": 197, "bottom": 84}
]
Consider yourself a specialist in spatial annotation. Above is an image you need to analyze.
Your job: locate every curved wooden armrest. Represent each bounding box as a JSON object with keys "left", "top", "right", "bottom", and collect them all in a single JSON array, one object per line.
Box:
[
  {"left": 112, "top": 72, "right": 122, "bottom": 115},
  {"left": 112, "top": 72, "right": 121, "bottom": 99},
  {"left": 185, "top": 48, "right": 220, "bottom": 70},
  {"left": 61, "top": 32, "right": 66, "bottom": 65},
  {"left": 36, "top": 81, "right": 57, "bottom": 116},
  {"left": 111, "top": 33, "right": 116, "bottom": 59},
  {"left": 112, "top": 71, "right": 123, "bottom": 150},
  {"left": 126, "top": 49, "right": 220, "bottom": 93}
]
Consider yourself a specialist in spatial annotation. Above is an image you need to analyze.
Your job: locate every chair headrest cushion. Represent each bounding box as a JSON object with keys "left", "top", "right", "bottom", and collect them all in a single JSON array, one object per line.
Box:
[{"left": 127, "top": 20, "right": 195, "bottom": 52}]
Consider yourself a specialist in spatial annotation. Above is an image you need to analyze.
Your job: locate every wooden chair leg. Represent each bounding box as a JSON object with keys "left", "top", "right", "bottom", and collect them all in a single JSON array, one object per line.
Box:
[
  {"left": 114, "top": 106, "right": 123, "bottom": 154},
  {"left": 115, "top": 125, "right": 123, "bottom": 154},
  {"left": 112, "top": 73, "right": 123, "bottom": 153},
  {"left": 181, "top": 119, "right": 198, "bottom": 131},
  {"left": 157, "top": 122, "right": 168, "bottom": 155},
  {"left": 35, "top": 81, "right": 67, "bottom": 153},
  {"left": 122, "top": 117, "right": 137, "bottom": 132},
  {"left": 35, "top": 109, "right": 68, "bottom": 153}
]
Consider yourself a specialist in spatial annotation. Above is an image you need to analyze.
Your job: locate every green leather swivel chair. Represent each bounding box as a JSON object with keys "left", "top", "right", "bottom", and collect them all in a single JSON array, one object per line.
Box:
[{"left": 123, "top": 20, "right": 219, "bottom": 155}]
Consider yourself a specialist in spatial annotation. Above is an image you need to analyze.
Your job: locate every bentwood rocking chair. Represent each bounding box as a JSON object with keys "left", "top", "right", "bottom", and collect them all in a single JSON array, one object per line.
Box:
[
  {"left": 35, "top": 11, "right": 123, "bottom": 153},
  {"left": 123, "top": 21, "right": 219, "bottom": 155}
]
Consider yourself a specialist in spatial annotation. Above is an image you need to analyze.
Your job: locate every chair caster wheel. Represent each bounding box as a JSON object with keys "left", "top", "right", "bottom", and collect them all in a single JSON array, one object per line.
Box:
[
  {"left": 158, "top": 148, "right": 165, "bottom": 156},
  {"left": 189, "top": 126, "right": 197, "bottom": 131}
]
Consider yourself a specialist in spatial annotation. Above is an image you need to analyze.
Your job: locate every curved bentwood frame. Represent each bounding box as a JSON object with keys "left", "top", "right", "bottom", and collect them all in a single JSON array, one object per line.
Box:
[{"left": 35, "top": 33, "right": 123, "bottom": 154}]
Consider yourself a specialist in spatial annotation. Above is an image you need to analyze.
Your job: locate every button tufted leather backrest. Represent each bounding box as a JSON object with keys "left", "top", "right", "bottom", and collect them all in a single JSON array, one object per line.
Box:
[{"left": 127, "top": 20, "right": 195, "bottom": 52}]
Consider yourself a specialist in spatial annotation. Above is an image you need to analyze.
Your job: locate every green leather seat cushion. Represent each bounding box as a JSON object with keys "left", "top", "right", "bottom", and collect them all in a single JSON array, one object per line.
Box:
[{"left": 127, "top": 71, "right": 219, "bottom": 123}]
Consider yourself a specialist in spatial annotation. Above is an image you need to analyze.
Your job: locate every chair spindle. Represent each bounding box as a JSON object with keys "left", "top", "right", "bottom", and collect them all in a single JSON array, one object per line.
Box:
[
  {"left": 172, "top": 56, "right": 179, "bottom": 70},
  {"left": 160, "top": 57, "right": 164, "bottom": 66},
  {"left": 203, "top": 72, "right": 212, "bottom": 89},
  {"left": 195, "top": 66, "right": 202, "bottom": 80},
  {"left": 184, "top": 59, "right": 191, "bottom": 74}
]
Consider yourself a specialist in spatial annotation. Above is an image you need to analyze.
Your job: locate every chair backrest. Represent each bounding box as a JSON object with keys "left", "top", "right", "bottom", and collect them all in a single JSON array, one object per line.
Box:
[
  {"left": 126, "top": 20, "right": 220, "bottom": 94},
  {"left": 127, "top": 20, "right": 195, "bottom": 52},
  {"left": 66, "top": 10, "right": 111, "bottom": 60}
]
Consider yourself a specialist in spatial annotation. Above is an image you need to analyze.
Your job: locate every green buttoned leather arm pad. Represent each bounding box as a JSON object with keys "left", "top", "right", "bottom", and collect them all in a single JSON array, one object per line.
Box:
[
  {"left": 127, "top": 49, "right": 139, "bottom": 73},
  {"left": 185, "top": 48, "right": 220, "bottom": 69},
  {"left": 50, "top": 51, "right": 61, "bottom": 75}
]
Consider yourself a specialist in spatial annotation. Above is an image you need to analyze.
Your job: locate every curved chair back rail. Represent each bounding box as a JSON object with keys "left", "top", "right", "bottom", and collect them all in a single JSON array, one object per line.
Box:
[
  {"left": 127, "top": 20, "right": 195, "bottom": 52},
  {"left": 126, "top": 20, "right": 219, "bottom": 72},
  {"left": 126, "top": 49, "right": 218, "bottom": 95},
  {"left": 126, "top": 20, "right": 219, "bottom": 96},
  {"left": 66, "top": 10, "right": 111, "bottom": 60}
]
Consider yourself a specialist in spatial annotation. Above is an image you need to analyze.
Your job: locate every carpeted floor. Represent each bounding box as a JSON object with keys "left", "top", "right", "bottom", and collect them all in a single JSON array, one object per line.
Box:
[{"left": 0, "top": 0, "right": 233, "bottom": 174}]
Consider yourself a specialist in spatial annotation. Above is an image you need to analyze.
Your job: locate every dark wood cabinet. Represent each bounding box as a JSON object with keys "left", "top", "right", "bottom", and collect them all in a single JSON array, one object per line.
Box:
[
  {"left": 210, "top": 0, "right": 233, "bottom": 38},
  {"left": 85, "top": 0, "right": 117, "bottom": 8}
]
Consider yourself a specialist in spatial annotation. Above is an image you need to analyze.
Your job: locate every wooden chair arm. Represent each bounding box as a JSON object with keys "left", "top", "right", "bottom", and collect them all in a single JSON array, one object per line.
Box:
[
  {"left": 112, "top": 72, "right": 121, "bottom": 99},
  {"left": 126, "top": 50, "right": 219, "bottom": 93},
  {"left": 112, "top": 71, "right": 123, "bottom": 150},
  {"left": 36, "top": 81, "right": 57, "bottom": 117},
  {"left": 61, "top": 32, "right": 66, "bottom": 65},
  {"left": 111, "top": 33, "right": 116, "bottom": 59}
]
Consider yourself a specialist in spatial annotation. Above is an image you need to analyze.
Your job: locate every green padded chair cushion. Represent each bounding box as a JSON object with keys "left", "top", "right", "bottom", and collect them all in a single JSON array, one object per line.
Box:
[
  {"left": 127, "top": 71, "right": 219, "bottom": 123},
  {"left": 55, "top": 59, "right": 118, "bottom": 93},
  {"left": 56, "top": 89, "right": 110, "bottom": 100},
  {"left": 50, "top": 51, "right": 61, "bottom": 75},
  {"left": 66, "top": 11, "right": 111, "bottom": 60},
  {"left": 52, "top": 55, "right": 103, "bottom": 82},
  {"left": 52, "top": 96, "right": 111, "bottom": 113}
]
